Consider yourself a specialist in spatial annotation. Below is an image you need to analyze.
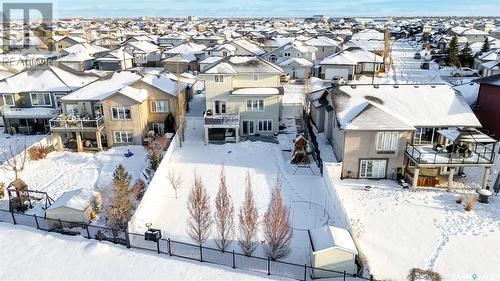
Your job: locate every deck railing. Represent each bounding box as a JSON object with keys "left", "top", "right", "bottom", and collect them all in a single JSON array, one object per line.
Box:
[
  {"left": 204, "top": 113, "right": 240, "bottom": 126},
  {"left": 405, "top": 142, "right": 495, "bottom": 165},
  {"left": 49, "top": 116, "right": 105, "bottom": 131}
]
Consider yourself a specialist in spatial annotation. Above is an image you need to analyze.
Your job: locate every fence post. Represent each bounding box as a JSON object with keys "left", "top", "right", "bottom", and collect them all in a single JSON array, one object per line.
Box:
[
  {"left": 232, "top": 250, "right": 235, "bottom": 269},
  {"left": 267, "top": 257, "right": 270, "bottom": 275},
  {"left": 199, "top": 245, "right": 203, "bottom": 262},
  {"left": 11, "top": 211, "right": 16, "bottom": 225},
  {"left": 34, "top": 214, "right": 40, "bottom": 229},
  {"left": 86, "top": 225, "right": 91, "bottom": 239},
  {"left": 156, "top": 239, "right": 160, "bottom": 254},
  {"left": 343, "top": 271, "right": 346, "bottom": 281},
  {"left": 58, "top": 219, "right": 64, "bottom": 230},
  {"left": 303, "top": 264, "right": 307, "bottom": 281},
  {"left": 125, "top": 226, "right": 131, "bottom": 248},
  {"left": 112, "top": 229, "right": 117, "bottom": 244},
  {"left": 167, "top": 238, "right": 171, "bottom": 256}
]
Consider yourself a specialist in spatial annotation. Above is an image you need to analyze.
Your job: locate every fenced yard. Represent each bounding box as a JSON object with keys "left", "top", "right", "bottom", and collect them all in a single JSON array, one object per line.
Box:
[{"left": 0, "top": 209, "right": 373, "bottom": 281}]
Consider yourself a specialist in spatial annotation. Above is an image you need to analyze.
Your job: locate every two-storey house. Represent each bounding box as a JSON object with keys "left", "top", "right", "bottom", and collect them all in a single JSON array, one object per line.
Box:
[{"left": 199, "top": 56, "right": 284, "bottom": 143}]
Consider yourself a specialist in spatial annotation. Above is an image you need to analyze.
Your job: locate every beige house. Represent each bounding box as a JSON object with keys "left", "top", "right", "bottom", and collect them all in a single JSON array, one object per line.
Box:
[
  {"left": 322, "top": 84, "right": 495, "bottom": 190},
  {"left": 198, "top": 56, "right": 283, "bottom": 143},
  {"left": 51, "top": 71, "right": 184, "bottom": 151}
]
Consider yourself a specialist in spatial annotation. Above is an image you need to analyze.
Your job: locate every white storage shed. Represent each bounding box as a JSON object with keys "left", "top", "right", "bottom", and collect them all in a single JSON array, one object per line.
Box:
[{"left": 46, "top": 188, "right": 99, "bottom": 229}]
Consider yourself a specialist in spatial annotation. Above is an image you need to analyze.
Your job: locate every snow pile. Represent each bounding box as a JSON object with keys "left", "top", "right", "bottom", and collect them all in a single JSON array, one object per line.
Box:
[
  {"left": 333, "top": 179, "right": 500, "bottom": 280},
  {"left": 0, "top": 223, "right": 286, "bottom": 281}
]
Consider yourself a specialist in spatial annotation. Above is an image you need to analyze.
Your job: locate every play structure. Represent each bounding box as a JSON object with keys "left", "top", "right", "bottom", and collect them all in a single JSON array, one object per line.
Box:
[{"left": 7, "top": 179, "right": 54, "bottom": 213}]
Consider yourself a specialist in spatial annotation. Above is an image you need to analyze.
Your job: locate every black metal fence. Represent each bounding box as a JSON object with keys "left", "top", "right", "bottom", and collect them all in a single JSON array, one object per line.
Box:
[{"left": 0, "top": 209, "right": 374, "bottom": 281}]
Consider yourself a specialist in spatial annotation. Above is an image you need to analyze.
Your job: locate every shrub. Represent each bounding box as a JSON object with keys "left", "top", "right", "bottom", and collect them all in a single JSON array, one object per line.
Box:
[
  {"left": 132, "top": 179, "right": 146, "bottom": 200},
  {"left": 27, "top": 144, "right": 51, "bottom": 160},
  {"left": 464, "top": 195, "right": 476, "bottom": 211},
  {"left": 0, "top": 182, "right": 5, "bottom": 199}
]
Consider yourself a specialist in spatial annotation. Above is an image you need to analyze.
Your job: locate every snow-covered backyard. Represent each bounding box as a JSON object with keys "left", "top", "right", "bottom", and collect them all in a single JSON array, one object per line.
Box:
[
  {"left": 0, "top": 144, "right": 148, "bottom": 217},
  {"left": 0, "top": 223, "right": 287, "bottom": 281},
  {"left": 130, "top": 129, "right": 341, "bottom": 266},
  {"left": 333, "top": 162, "right": 500, "bottom": 280},
  {"left": 0, "top": 133, "right": 44, "bottom": 165}
]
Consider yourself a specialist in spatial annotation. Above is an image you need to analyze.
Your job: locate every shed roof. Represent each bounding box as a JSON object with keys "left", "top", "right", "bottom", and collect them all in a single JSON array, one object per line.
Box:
[{"left": 309, "top": 225, "right": 358, "bottom": 254}]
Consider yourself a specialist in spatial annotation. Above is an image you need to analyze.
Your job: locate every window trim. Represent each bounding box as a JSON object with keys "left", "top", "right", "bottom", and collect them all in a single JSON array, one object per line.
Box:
[
  {"left": 246, "top": 99, "right": 264, "bottom": 111},
  {"left": 30, "top": 92, "right": 52, "bottom": 107},
  {"left": 376, "top": 132, "right": 399, "bottom": 152},
  {"left": 213, "top": 99, "right": 227, "bottom": 115},
  {"left": 214, "top": 75, "right": 224, "bottom": 83},
  {"left": 2, "top": 94, "right": 15, "bottom": 107},
  {"left": 257, "top": 120, "right": 273, "bottom": 132},
  {"left": 150, "top": 100, "right": 169, "bottom": 113},
  {"left": 111, "top": 106, "right": 132, "bottom": 120},
  {"left": 113, "top": 131, "right": 134, "bottom": 143}
]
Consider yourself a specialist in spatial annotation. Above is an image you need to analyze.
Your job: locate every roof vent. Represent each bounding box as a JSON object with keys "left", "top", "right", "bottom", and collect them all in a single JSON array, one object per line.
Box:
[
  {"left": 350, "top": 85, "right": 356, "bottom": 89},
  {"left": 373, "top": 84, "right": 379, "bottom": 88},
  {"left": 393, "top": 85, "right": 399, "bottom": 88},
  {"left": 431, "top": 85, "right": 436, "bottom": 88},
  {"left": 414, "top": 85, "right": 419, "bottom": 88}
]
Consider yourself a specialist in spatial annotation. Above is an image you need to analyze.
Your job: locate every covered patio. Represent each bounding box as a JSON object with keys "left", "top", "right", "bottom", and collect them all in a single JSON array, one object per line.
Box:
[{"left": 405, "top": 127, "right": 497, "bottom": 190}]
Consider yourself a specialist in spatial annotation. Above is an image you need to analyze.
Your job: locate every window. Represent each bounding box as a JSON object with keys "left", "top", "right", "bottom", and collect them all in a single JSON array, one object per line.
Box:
[
  {"left": 151, "top": 101, "right": 169, "bottom": 113},
  {"left": 269, "top": 55, "right": 277, "bottom": 62},
  {"left": 151, "top": 123, "right": 165, "bottom": 135},
  {"left": 30, "top": 93, "right": 51, "bottom": 106},
  {"left": 113, "top": 131, "right": 134, "bottom": 143},
  {"left": 66, "top": 104, "right": 79, "bottom": 116},
  {"left": 258, "top": 120, "right": 272, "bottom": 132},
  {"left": 3, "top": 94, "right": 15, "bottom": 106},
  {"left": 284, "top": 52, "right": 291, "bottom": 57},
  {"left": 359, "top": 159, "right": 387, "bottom": 178},
  {"left": 214, "top": 100, "right": 226, "bottom": 114},
  {"left": 111, "top": 107, "right": 131, "bottom": 120},
  {"left": 253, "top": 75, "right": 259, "bottom": 81},
  {"left": 222, "top": 51, "right": 228, "bottom": 57},
  {"left": 376, "top": 132, "right": 399, "bottom": 151},
  {"left": 414, "top": 127, "right": 436, "bottom": 145},
  {"left": 246, "top": 99, "right": 264, "bottom": 111},
  {"left": 214, "top": 75, "right": 224, "bottom": 83}
]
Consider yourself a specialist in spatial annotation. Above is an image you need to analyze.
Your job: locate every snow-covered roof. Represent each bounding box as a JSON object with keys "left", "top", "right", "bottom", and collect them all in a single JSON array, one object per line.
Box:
[
  {"left": 453, "top": 83, "right": 480, "bottom": 106},
  {"left": 309, "top": 225, "right": 358, "bottom": 254},
  {"left": 0, "top": 66, "right": 98, "bottom": 93},
  {"left": 126, "top": 40, "right": 159, "bottom": 54},
  {"left": 163, "top": 42, "right": 206, "bottom": 55},
  {"left": 320, "top": 47, "right": 383, "bottom": 65},
  {"left": 3, "top": 107, "right": 59, "bottom": 118},
  {"left": 230, "top": 39, "right": 266, "bottom": 55},
  {"left": 47, "top": 188, "right": 96, "bottom": 211},
  {"left": 279, "top": 57, "right": 314, "bottom": 67},
  {"left": 335, "top": 84, "right": 481, "bottom": 129},
  {"left": 140, "top": 74, "right": 180, "bottom": 96},
  {"left": 62, "top": 71, "right": 142, "bottom": 101},
  {"left": 117, "top": 86, "right": 148, "bottom": 103},
  {"left": 202, "top": 56, "right": 283, "bottom": 74},
  {"left": 231, "top": 87, "right": 280, "bottom": 96}
]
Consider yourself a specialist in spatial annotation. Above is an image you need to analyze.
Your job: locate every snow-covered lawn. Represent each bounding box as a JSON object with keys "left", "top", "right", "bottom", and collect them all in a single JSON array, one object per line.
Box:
[
  {"left": 131, "top": 130, "right": 340, "bottom": 266},
  {"left": 0, "top": 133, "right": 44, "bottom": 165},
  {"left": 0, "top": 223, "right": 287, "bottom": 281},
  {"left": 333, "top": 178, "right": 500, "bottom": 280},
  {"left": 0, "top": 145, "right": 148, "bottom": 216}
]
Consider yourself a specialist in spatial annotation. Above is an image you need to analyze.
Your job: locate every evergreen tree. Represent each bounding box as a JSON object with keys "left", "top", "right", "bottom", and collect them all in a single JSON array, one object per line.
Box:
[
  {"left": 481, "top": 38, "right": 491, "bottom": 53},
  {"left": 149, "top": 152, "right": 160, "bottom": 171},
  {"left": 447, "top": 35, "right": 460, "bottom": 67},
  {"left": 459, "top": 42, "right": 473, "bottom": 67},
  {"left": 113, "top": 164, "right": 132, "bottom": 187}
]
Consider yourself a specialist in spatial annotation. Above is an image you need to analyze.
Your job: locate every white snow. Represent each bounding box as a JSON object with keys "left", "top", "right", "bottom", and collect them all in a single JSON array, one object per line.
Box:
[
  {"left": 0, "top": 133, "right": 44, "bottom": 165},
  {"left": 332, "top": 178, "right": 500, "bottom": 280},
  {"left": 0, "top": 223, "right": 287, "bottom": 281},
  {"left": 47, "top": 188, "right": 97, "bottom": 211},
  {"left": 0, "top": 145, "right": 148, "bottom": 216},
  {"left": 232, "top": 87, "right": 279, "bottom": 96}
]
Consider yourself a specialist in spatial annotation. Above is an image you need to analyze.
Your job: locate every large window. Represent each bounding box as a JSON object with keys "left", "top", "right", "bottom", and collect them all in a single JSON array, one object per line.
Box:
[
  {"left": 359, "top": 159, "right": 387, "bottom": 179},
  {"left": 3, "top": 94, "right": 15, "bottom": 106},
  {"left": 258, "top": 120, "right": 272, "bottom": 132},
  {"left": 414, "top": 127, "right": 437, "bottom": 145},
  {"left": 246, "top": 99, "right": 264, "bottom": 111},
  {"left": 214, "top": 75, "right": 224, "bottom": 83},
  {"left": 376, "top": 132, "right": 399, "bottom": 151},
  {"left": 114, "top": 131, "right": 134, "bottom": 143},
  {"left": 214, "top": 100, "right": 226, "bottom": 114},
  {"left": 66, "top": 104, "right": 79, "bottom": 116},
  {"left": 151, "top": 101, "right": 169, "bottom": 113},
  {"left": 30, "top": 93, "right": 51, "bottom": 106},
  {"left": 111, "top": 107, "right": 131, "bottom": 120}
]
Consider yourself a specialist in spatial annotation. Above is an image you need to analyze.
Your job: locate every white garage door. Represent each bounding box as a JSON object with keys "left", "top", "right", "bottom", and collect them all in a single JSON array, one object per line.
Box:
[{"left": 324, "top": 68, "right": 350, "bottom": 80}]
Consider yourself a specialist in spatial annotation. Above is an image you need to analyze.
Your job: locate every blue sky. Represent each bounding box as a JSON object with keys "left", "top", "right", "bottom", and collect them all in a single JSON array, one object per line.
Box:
[{"left": 5, "top": 0, "right": 500, "bottom": 18}]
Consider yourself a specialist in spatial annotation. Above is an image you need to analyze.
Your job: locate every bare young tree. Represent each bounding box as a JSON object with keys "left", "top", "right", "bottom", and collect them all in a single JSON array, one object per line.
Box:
[
  {"left": 167, "top": 168, "right": 183, "bottom": 199},
  {"left": 238, "top": 171, "right": 259, "bottom": 256},
  {"left": 1, "top": 139, "right": 27, "bottom": 180},
  {"left": 263, "top": 178, "right": 293, "bottom": 260},
  {"left": 187, "top": 174, "right": 212, "bottom": 245},
  {"left": 175, "top": 62, "right": 187, "bottom": 146},
  {"left": 214, "top": 168, "right": 234, "bottom": 251}
]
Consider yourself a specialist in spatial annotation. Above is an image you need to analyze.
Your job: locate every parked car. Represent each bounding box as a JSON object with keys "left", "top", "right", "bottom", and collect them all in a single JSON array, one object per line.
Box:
[
  {"left": 420, "top": 62, "right": 430, "bottom": 69},
  {"left": 413, "top": 53, "right": 422, "bottom": 59},
  {"left": 450, "top": 67, "right": 479, "bottom": 77}
]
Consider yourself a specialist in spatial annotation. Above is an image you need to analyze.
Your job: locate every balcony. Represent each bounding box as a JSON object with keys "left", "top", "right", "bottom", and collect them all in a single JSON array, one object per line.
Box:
[
  {"left": 49, "top": 116, "right": 105, "bottom": 132},
  {"left": 204, "top": 113, "right": 240, "bottom": 128},
  {"left": 405, "top": 142, "right": 495, "bottom": 167}
]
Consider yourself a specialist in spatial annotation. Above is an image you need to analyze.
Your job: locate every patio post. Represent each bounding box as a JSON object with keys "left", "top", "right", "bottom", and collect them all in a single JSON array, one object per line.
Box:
[
  {"left": 481, "top": 167, "right": 491, "bottom": 190},
  {"left": 54, "top": 132, "right": 64, "bottom": 152},
  {"left": 235, "top": 127, "right": 240, "bottom": 142},
  {"left": 96, "top": 131, "right": 103, "bottom": 152},
  {"left": 76, "top": 132, "right": 84, "bottom": 152},
  {"left": 204, "top": 126, "right": 209, "bottom": 144},
  {"left": 447, "top": 167, "right": 455, "bottom": 191},
  {"left": 412, "top": 167, "right": 419, "bottom": 191}
]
